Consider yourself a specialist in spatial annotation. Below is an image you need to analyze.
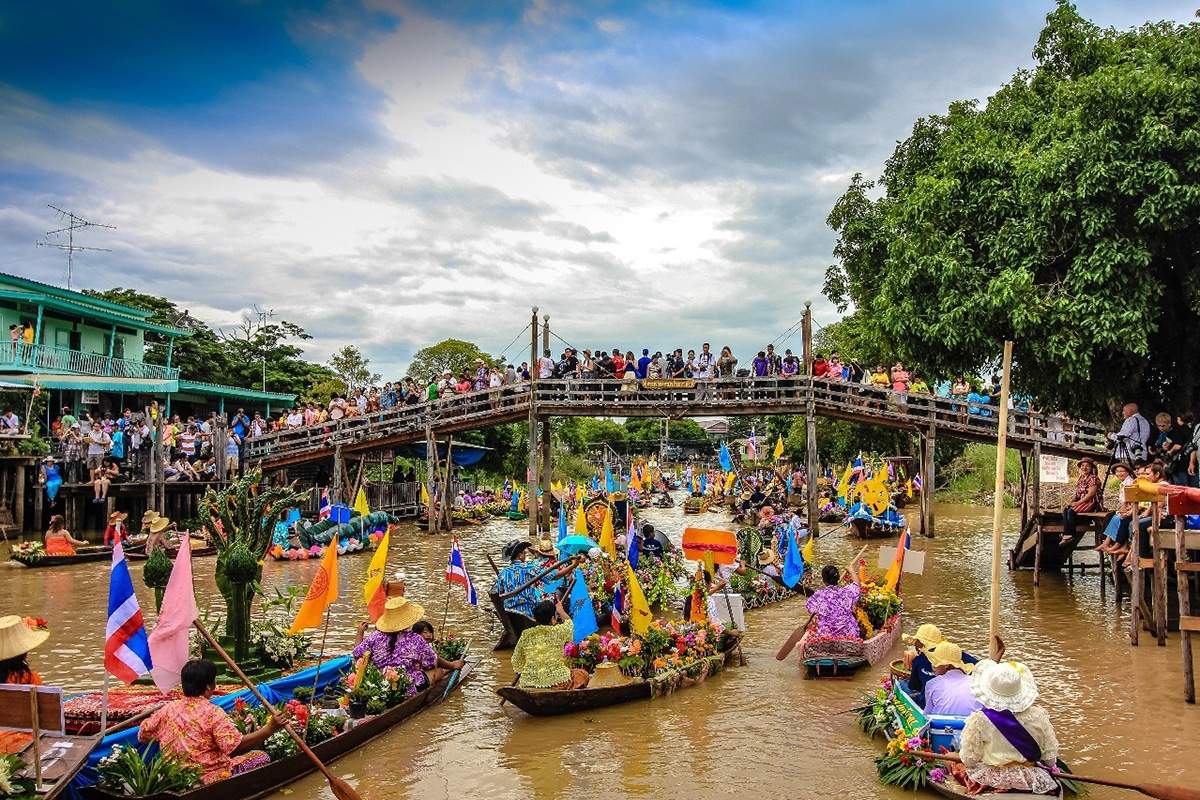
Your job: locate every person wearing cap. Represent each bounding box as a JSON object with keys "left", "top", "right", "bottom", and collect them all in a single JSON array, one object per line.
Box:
[
  {"left": 903, "top": 624, "right": 980, "bottom": 707},
  {"left": 0, "top": 615, "right": 49, "bottom": 684},
  {"left": 44, "top": 514, "right": 87, "bottom": 556},
  {"left": 103, "top": 511, "right": 129, "bottom": 547},
  {"left": 922, "top": 642, "right": 982, "bottom": 717},
  {"left": 1059, "top": 456, "right": 1101, "bottom": 547},
  {"left": 145, "top": 516, "right": 173, "bottom": 555},
  {"left": 959, "top": 659, "right": 1060, "bottom": 794},
  {"left": 353, "top": 597, "right": 462, "bottom": 696},
  {"left": 1098, "top": 462, "right": 1136, "bottom": 555},
  {"left": 511, "top": 597, "right": 588, "bottom": 689},
  {"left": 139, "top": 659, "right": 280, "bottom": 784}
]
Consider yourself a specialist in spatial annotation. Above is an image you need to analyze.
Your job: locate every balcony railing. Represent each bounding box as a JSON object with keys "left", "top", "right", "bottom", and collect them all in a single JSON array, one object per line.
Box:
[{"left": 0, "top": 342, "right": 179, "bottom": 381}]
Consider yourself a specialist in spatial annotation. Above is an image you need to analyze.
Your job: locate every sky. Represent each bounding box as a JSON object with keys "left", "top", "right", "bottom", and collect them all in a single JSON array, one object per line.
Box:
[{"left": 0, "top": 0, "right": 1194, "bottom": 379}]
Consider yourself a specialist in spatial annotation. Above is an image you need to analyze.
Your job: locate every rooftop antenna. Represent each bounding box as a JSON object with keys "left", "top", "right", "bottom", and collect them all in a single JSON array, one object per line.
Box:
[
  {"left": 252, "top": 304, "right": 276, "bottom": 392},
  {"left": 36, "top": 205, "right": 115, "bottom": 290}
]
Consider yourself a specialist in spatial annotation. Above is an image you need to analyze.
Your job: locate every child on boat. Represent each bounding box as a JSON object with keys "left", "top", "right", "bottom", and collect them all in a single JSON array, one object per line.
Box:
[{"left": 904, "top": 623, "right": 979, "bottom": 708}]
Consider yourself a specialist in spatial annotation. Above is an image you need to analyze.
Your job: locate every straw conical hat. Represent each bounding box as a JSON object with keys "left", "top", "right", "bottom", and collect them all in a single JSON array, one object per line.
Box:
[
  {"left": 0, "top": 616, "right": 49, "bottom": 661},
  {"left": 376, "top": 597, "right": 425, "bottom": 634}
]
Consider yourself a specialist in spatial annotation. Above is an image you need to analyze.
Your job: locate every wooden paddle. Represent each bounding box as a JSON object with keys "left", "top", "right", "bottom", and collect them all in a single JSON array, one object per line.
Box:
[
  {"left": 773, "top": 544, "right": 868, "bottom": 661},
  {"left": 195, "top": 621, "right": 363, "bottom": 800},
  {"left": 498, "top": 673, "right": 520, "bottom": 707},
  {"left": 911, "top": 751, "right": 1200, "bottom": 800}
]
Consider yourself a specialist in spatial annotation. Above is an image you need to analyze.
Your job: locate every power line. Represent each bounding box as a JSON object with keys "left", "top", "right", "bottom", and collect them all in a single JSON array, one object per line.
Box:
[{"left": 36, "top": 205, "right": 116, "bottom": 290}]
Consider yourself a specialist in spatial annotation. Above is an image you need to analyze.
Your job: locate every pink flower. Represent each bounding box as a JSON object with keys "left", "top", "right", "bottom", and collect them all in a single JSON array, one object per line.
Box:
[
  {"left": 905, "top": 736, "right": 923, "bottom": 751},
  {"left": 563, "top": 643, "right": 577, "bottom": 658},
  {"left": 929, "top": 768, "right": 947, "bottom": 783},
  {"left": 882, "top": 678, "right": 893, "bottom": 690}
]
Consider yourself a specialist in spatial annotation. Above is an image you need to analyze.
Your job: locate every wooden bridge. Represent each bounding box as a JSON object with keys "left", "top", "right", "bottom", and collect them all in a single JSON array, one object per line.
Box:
[{"left": 245, "top": 374, "right": 1110, "bottom": 537}]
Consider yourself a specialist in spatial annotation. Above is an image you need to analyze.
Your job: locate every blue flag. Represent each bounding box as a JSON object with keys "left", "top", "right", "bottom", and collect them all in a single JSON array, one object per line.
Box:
[
  {"left": 605, "top": 469, "right": 615, "bottom": 494},
  {"left": 700, "top": 473, "right": 707, "bottom": 494},
  {"left": 510, "top": 490, "right": 520, "bottom": 513},
  {"left": 627, "top": 531, "right": 641, "bottom": 570},
  {"left": 786, "top": 475, "right": 793, "bottom": 496},
  {"left": 557, "top": 504, "right": 568, "bottom": 542},
  {"left": 592, "top": 474, "right": 600, "bottom": 491},
  {"left": 782, "top": 529, "right": 805, "bottom": 589},
  {"left": 568, "top": 568, "right": 598, "bottom": 643},
  {"left": 719, "top": 441, "right": 733, "bottom": 472}
]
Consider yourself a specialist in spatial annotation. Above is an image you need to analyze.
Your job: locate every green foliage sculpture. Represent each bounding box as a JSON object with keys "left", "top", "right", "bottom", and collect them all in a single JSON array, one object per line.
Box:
[
  {"left": 823, "top": 2, "right": 1200, "bottom": 418},
  {"left": 199, "top": 469, "right": 307, "bottom": 661}
]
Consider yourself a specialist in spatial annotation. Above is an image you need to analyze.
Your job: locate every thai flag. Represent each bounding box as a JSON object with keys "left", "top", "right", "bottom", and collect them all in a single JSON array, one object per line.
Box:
[
  {"left": 105, "top": 542, "right": 152, "bottom": 683},
  {"left": 746, "top": 429, "right": 758, "bottom": 461},
  {"left": 445, "top": 539, "right": 478, "bottom": 606},
  {"left": 611, "top": 583, "right": 624, "bottom": 630},
  {"left": 318, "top": 489, "right": 331, "bottom": 521},
  {"left": 625, "top": 502, "right": 634, "bottom": 538},
  {"left": 913, "top": 473, "right": 923, "bottom": 491},
  {"left": 850, "top": 455, "right": 864, "bottom": 485}
]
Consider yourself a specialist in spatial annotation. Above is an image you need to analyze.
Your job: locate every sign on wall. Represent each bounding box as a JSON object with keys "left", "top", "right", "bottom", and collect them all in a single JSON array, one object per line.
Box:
[{"left": 1039, "top": 454, "right": 1069, "bottom": 484}]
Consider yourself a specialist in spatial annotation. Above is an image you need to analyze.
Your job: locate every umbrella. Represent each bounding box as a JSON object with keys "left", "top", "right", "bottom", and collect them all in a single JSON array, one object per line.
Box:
[{"left": 558, "top": 535, "right": 599, "bottom": 556}]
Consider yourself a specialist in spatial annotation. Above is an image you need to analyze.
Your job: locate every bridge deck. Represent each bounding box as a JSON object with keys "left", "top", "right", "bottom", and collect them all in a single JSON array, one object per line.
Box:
[{"left": 246, "top": 377, "right": 1109, "bottom": 470}]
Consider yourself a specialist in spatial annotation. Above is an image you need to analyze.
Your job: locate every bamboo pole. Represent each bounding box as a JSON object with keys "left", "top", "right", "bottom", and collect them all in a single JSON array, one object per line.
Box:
[{"left": 988, "top": 340, "right": 1013, "bottom": 661}]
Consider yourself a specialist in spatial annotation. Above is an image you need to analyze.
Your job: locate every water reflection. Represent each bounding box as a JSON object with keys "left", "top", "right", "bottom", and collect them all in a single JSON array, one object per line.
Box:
[{"left": 1, "top": 502, "right": 1196, "bottom": 798}]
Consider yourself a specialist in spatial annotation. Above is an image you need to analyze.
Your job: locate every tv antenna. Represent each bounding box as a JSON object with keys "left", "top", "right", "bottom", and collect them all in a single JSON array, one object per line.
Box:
[
  {"left": 36, "top": 205, "right": 116, "bottom": 290},
  {"left": 251, "top": 304, "right": 276, "bottom": 392}
]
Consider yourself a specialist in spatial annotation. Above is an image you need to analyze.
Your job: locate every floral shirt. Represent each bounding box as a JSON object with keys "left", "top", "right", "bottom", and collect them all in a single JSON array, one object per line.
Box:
[
  {"left": 1071, "top": 472, "right": 1102, "bottom": 512},
  {"left": 495, "top": 561, "right": 545, "bottom": 618},
  {"left": 138, "top": 697, "right": 242, "bottom": 784},
  {"left": 805, "top": 583, "right": 862, "bottom": 639},
  {"left": 352, "top": 631, "right": 436, "bottom": 695},
  {"left": 511, "top": 620, "right": 573, "bottom": 688}
]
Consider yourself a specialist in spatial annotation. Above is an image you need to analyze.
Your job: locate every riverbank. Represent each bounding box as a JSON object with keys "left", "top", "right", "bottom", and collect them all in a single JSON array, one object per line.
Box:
[{"left": 936, "top": 442, "right": 1082, "bottom": 508}]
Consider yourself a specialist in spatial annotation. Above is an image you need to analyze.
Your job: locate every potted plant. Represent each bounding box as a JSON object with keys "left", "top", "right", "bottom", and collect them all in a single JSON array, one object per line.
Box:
[{"left": 347, "top": 684, "right": 372, "bottom": 719}]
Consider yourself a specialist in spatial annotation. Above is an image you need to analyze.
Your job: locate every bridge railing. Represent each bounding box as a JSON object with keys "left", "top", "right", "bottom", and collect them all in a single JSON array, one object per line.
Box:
[{"left": 246, "top": 375, "right": 1110, "bottom": 465}]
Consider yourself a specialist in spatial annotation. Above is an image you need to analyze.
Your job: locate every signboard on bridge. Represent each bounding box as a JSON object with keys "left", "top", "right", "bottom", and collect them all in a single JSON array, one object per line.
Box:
[
  {"left": 641, "top": 378, "right": 696, "bottom": 390},
  {"left": 1039, "top": 454, "right": 1069, "bottom": 484}
]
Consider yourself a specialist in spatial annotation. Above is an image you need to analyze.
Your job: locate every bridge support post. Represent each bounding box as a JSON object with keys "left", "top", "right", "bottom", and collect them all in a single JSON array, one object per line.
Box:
[
  {"left": 922, "top": 425, "right": 936, "bottom": 538},
  {"left": 332, "top": 444, "right": 344, "bottom": 506},
  {"left": 526, "top": 307, "right": 540, "bottom": 537},
  {"left": 540, "top": 315, "right": 552, "bottom": 532},
  {"left": 424, "top": 420, "right": 436, "bottom": 535},
  {"left": 805, "top": 411, "right": 819, "bottom": 538}
]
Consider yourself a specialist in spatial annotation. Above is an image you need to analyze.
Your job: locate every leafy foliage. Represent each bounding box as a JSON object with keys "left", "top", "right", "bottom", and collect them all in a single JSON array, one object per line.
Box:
[
  {"left": 405, "top": 339, "right": 496, "bottom": 383},
  {"left": 96, "top": 746, "right": 200, "bottom": 796},
  {"left": 328, "top": 345, "right": 380, "bottom": 391},
  {"left": 823, "top": 2, "right": 1200, "bottom": 417}
]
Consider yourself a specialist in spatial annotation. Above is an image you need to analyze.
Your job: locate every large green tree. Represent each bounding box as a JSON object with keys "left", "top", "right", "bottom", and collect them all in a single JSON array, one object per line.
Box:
[
  {"left": 824, "top": 2, "right": 1200, "bottom": 419},
  {"left": 405, "top": 339, "right": 495, "bottom": 383}
]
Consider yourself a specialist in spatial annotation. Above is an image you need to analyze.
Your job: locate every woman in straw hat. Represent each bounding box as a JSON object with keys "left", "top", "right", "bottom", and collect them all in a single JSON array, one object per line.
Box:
[
  {"left": 903, "top": 624, "right": 981, "bottom": 708},
  {"left": 958, "top": 659, "right": 1060, "bottom": 794},
  {"left": 103, "top": 511, "right": 129, "bottom": 547},
  {"left": 43, "top": 514, "right": 88, "bottom": 556},
  {"left": 922, "top": 641, "right": 981, "bottom": 717},
  {"left": 0, "top": 616, "right": 49, "bottom": 684},
  {"left": 511, "top": 598, "right": 588, "bottom": 690},
  {"left": 145, "top": 516, "right": 173, "bottom": 556},
  {"left": 353, "top": 597, "right": 463, "bottom": 697}
]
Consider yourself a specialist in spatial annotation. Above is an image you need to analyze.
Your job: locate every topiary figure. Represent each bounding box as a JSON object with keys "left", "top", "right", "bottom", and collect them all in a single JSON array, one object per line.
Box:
[
  {"left": 142, "top": 548, "right": 173, "bottom": 612},
  {"left": 199, "top": 469, "right": 306, "bottom": 661}
]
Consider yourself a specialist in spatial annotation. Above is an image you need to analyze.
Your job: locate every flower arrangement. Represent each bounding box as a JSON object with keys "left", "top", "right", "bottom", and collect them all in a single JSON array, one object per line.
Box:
[
  {"left": 874, "top": 733, "right": 934, "bottom": 790},
  {"left": 96, "top": 745, "right": 201, "bottom": 796},
  {"left": 859, "top": 582, "right": 902, "bottom": 631},
  {"left": 565, "top": 620, "right": 727, "bottom": 679},
  {"left": 633, "top": 552, "right": 689, "bottom": 607},
  {"left": 0, "top": 754, "right": 34, "bottom": 798},
  {"left": 21, "top": 617, "right": 47, "bottom": 632},
  {"left": 10, "top": 542, "right": 44, "bottom": 564},
  {"left": 853, "top": 677, "right": 894, "bottom": 738},
  {"left": 249, "top": 587, "right": 311, "bottom": 668},
  {"left": 345, "top": 663, "right": 412, "bottom": 711},
  {"left": 433, "top": 634, "right": 468, "bottom": 663}
]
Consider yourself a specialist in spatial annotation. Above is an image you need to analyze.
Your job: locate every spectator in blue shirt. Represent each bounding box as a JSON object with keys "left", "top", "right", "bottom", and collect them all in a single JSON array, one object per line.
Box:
[{"left": 636, "top": 349, "right": 652, "bottom": 379}]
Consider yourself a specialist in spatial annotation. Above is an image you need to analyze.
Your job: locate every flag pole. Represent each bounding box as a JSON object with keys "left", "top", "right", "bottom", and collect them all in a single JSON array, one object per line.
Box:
[
  {"left": 304, "top": 603, "right": 334, "bottom": 739},
  {"left": 99, "top": 670, "right": 110, "bottom": 735},
  {"left": 988, "top": 340, "right": 1014, "bottom": 661}
]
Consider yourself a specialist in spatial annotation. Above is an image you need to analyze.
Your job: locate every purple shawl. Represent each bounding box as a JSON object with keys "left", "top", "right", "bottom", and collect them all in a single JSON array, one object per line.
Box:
[{"left": 981, "top": 707, "right": 1042, "bottom": 764}]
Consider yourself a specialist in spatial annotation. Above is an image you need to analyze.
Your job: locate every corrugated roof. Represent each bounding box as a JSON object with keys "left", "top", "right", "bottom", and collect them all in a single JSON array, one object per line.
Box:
[{"left": 0, "top": 273, "right": 192, "bottom": 337}]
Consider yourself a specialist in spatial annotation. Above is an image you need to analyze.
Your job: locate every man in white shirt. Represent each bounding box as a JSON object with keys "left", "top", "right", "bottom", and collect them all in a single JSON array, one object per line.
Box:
[
  {"left": 286, "top": 408, "right": 303, "bottom": 429},
  {"left": 86, "top": 426, "right": 111, "bottom": 478},
  {"left": 538, "top": 349, "right": 555, "bottom": 380},
  {"left": 1109, "top": 402, "right": 1150, "bottom": 462}
]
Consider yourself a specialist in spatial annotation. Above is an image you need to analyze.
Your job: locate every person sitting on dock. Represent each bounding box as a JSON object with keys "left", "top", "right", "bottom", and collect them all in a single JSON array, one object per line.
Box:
[
  {"left": 1058, "top": 456, "right": 1101, "bottom": 547},
  {"left": 959, "top": 659, "right": 1059, "bottom": 795},
  {"left": 0, "top": 615, "right": 49, "bottom": 684},
  {"left": 43, "top": 515, "right": 88, "bottom": 556},
  {"left": 92, "top": 457, "right": 120, "bottom": 504},
  {"left": 511, "top": 598, "right": 588, "bottom": 689},
  {"left": 139, "top": 659, "right": 279, "bottom": 785},
  {"left": 353, "top": 599, "right": 463, "bottom": 696},
  {"left": 1097, "top": 462, "right": 1135, "bottom": 556},
  {"left": 923, "top": 642, "right": 982, "bottom": 717}
]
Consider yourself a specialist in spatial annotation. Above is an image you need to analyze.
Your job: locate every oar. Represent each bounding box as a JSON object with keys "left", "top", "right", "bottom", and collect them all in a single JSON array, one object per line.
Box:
[
  {"left": 498, "top": 673, "right": 520, "bottom": 707},
  {"left": 910, "top": 751, "right": 1200, "bottom": 800},
  {"left": 194, "top": 621, "right": 362, "bottom": 800},
  {"left": 774, "top": 544, "right": 867, "bottom": 661}
]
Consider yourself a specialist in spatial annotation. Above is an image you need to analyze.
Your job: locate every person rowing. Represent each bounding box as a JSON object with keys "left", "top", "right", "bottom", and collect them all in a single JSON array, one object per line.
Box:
[
  {"left": 510, "top": 597, "right": 589, "bottom": 690},
  {"left": 494, "top": 540, "right": 576, "bottom": 618}
]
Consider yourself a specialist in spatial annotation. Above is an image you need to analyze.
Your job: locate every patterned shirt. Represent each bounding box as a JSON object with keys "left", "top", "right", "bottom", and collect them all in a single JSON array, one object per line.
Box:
[
  {"left": 511, "top": 620, "right": 573, "bottom": 688},
  {"left": 495, "top": 562, "right": 545, "bottom": 618},
  {"left": 352, "top": 631, "right": 436, "bottom": 695},
  {"left": 805, "top": 583, "right": 862, "bottom": 639},
  {"left": 1071, "top": 472, "right": 1102, "bottom": 512},
  {"left": 138, "top": 697, "right": 242, "bottom": 784}
]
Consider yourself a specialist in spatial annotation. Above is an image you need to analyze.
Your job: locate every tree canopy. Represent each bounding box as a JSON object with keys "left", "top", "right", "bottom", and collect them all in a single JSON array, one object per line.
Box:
[
  {"left": 405, "top": 339, "right": 496, "bottom": 383},
  {"left": 823, "top": 2, "right": 1200, "bottom": 418},
  {"left": 328, "top": 345, "right": 380, "bottom": 391}
]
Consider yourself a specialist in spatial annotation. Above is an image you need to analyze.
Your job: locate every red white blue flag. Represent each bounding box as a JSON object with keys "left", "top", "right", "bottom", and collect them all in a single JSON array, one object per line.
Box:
[
  {"left": 445, "top": 538, "right": 478, "bottom": 606},
  {"left": 318, "top": 488, "right": 331, "bottom": 521},
  {"left": 105, "top": 541, "right": 152, "bottom": 683},
  {"left": 611, "top": 584, "right": 624, "bottom": 631}
]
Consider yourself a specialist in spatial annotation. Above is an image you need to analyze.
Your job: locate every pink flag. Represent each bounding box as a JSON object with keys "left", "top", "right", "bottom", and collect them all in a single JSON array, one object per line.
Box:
[{"left": 148, "top": 536, "right": 199, "bottom": 693}]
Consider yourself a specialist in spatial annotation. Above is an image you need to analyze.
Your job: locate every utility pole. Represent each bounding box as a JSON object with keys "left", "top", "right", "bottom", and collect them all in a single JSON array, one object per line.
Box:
[
  {"left": 526, "top": 307, "right": 539, "bottom": 538},
  {"left": 540, "top": 314, "right": 552, "bottom": 531},
  {"left": 252, "top": 305, "right": 276, "bottom": 392},
  {"left": 37, "top": 205, "right": 115, "bottom": 290}
]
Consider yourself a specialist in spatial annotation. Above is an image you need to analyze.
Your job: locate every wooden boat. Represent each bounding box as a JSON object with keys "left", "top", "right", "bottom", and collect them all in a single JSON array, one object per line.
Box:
[
  {"left": 489, "top": 589, "right": 537, "bottom": 651},
  {"left": 496, "top": 636, "right": 740, "bottom": 717},
  {"left": 10, "top": 547, "right": 115, "bottom": 567},
  {"left": 127, "top": 545, "right": 216, "bottom": 561},
  {"left": 82, "top": 663, "right": 474, "bottom": 800},
  {"left": 801, "top": 616, "right": 903, "bottom": 678},
  {"left": 682, "top": 496, "right": 706, "bottom": 515}
]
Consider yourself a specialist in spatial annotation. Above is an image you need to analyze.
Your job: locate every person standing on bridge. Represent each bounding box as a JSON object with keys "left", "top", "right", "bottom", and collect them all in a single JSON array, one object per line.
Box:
[{"left": 1109, "top": 402, "right": 1150, "bottom": 462}]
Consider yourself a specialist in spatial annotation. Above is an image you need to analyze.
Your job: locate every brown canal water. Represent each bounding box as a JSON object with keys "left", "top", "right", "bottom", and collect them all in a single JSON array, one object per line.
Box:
[{"left": 2, "top": 502, "right": 1197, "bottom": 799}]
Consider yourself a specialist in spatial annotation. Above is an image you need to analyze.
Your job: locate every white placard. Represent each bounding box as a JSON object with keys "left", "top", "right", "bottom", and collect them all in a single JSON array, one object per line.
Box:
[
  {"left": 1039, "top": 454, "right": 1069, "bottom": 484},
  {"left": 878, "top": 547, "right": 925, "bottom": 575}
]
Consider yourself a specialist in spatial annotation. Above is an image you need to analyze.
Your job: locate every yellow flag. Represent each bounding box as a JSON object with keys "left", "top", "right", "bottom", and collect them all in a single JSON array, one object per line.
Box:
[
  {"left": 574, "top": 503, "right": 589, "bottom": 535},
  {"left": 906, "top": 478, "right": 914, "bottom": 499},
  {"left": 289, "top": 535, "right": 339, "bottom": 633},
  {"left": 420, "top": 483, "right": 430, "bottom": 505},
  {"left": 575, "top": 485, "right": 585, "bottom": 503},
  {"left": 625, "top": 564, "right": 653, "bottom": 635},
  {"left": 836, "top": 461, "right": 853, "bottom": 500},
  {"left": 773, "top": 435, "right": 785, "bottom": 460},
  {"left": 362, "top": 529, "right": 389, "bottom": 605},
  {"left": 630, "top": 470, "right": 642, "bottom": 492},
  {"left": 353, "top": 487, "right": 370, "bottom": 517},
  {"left": 598, "top": 506, "right": 617, "bottom": 558},
  {"left": 801, "top": 532, "right": 814, "bottom": 565},
  {"left": 724, "top": 471, "right": 735, "bottom": 493}
]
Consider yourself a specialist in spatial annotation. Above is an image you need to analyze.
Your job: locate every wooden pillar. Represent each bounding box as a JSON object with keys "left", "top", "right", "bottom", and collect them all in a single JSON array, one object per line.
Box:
[
  {"left": 805, "top": 410, "right": 819, "bottom": 537},
  {"left": 1152, "top": 501, "right": 1168, "bottom": 646},
  {"left": 332, "top": 444, "right": 344, "bottom": 507},
  {"left": 1176, "top": 513, "right": 1195, "bottom": 703},
  {"left": 213, "top": 419, "right": 227, "bottom": 483},
  {"left": 32, "top": 469, "right": 43, "bottom": 533},
  {"left": 1030, "top": 441, "right": 1041, "bottom": 524},
  {"left": 922, "top": 425, "right": 936, "bottom": 538},
  {"left": 801, "top": 302, "right": 812, "bottom": 374},
  {"left": 424, "top": 420, "right": 436, "bottom": 535},
  {"left": 526, "top": 306, "right": 539, "bottom": 537},
  {"left": 1018, "top": 453, "right": 1029, "bottom": 535},
  {"left": 156, "top": 412, "right": 166, "bottom": 513},
  {"left": 13, "top": 463, "right": 25, "bottom": 534},
  {"left": 1131, "top": 509, "right": 1143, "bottom": 646},
  {"left": 540, "top": 418, "right": 552, "bottom": 530}
]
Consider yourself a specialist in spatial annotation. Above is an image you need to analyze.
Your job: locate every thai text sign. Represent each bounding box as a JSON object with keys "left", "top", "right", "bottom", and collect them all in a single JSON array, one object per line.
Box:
[{"left": 641, "top": 378, "right": 695, "bottom": 390}]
